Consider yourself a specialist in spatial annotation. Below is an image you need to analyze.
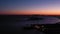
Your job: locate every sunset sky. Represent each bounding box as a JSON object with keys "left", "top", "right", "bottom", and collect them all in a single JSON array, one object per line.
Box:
[{"left": 0, "top": 0, "right": 60, "bottom": 15}]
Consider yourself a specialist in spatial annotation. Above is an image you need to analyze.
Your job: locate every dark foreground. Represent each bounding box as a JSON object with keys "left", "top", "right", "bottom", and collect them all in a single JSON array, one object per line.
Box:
[{"left": 0, "top": 15, "right": 60, "bottom": 34}]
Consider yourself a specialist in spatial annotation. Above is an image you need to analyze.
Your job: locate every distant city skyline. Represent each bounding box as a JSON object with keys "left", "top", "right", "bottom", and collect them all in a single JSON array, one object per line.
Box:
[{"left": 0, "top": 0, "right": 60, "bottom": 15}]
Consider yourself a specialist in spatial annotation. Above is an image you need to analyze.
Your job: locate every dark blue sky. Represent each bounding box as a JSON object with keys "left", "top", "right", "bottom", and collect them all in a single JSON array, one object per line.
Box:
[{"left": 0, "top": 0, "right": 60, "bottom": 15}]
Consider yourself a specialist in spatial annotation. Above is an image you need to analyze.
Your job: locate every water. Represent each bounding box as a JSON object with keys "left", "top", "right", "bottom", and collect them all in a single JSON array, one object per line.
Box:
[{"left": 0, "top": 15, "right": 60, "bottom": 34}]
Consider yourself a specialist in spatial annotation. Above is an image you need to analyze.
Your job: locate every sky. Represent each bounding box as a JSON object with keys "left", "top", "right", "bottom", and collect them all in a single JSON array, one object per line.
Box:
[{"left": 0, "top": 0, "right": 60, "bottom": 15}]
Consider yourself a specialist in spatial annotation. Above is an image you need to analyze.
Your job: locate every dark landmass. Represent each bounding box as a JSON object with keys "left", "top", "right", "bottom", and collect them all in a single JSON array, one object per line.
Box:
[{"left": 0, "top": 15, "right": 60, "bottom": 34}]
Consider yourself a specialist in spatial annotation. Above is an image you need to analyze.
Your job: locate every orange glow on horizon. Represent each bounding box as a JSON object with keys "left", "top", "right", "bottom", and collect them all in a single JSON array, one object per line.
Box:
[
  {"left": 0, "top": 11, "right": 60, "bottom": 15},
  {"left": 0, "top": 9, "right": 60, "bottom": 15}
]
